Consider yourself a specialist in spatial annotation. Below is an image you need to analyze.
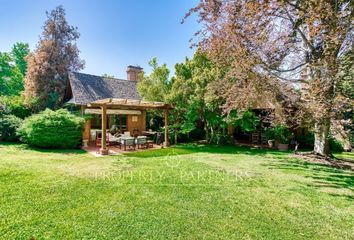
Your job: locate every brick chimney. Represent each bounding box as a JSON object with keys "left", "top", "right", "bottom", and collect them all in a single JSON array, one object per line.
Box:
[{"left": 126, "top": 65, "right": 143, "bottom": 81}]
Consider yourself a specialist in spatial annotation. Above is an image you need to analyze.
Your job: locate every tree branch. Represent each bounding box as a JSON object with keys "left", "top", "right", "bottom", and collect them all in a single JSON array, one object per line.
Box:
[
  {"left": 265, "top": 62, "right": 308, "bottom": 73},
  {"left": 284, "top": 9, "right": 315, "bottom": 52}
]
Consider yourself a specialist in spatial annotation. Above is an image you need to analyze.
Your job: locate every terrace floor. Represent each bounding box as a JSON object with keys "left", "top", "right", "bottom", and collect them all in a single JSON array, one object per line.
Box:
[{"left": 82, "top": 141, "right": 164, "bottom": 157}]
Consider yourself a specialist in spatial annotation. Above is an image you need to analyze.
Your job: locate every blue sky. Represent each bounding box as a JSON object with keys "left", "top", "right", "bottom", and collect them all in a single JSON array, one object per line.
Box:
[{"left": 0, "top": 0, "right": 199, "bottom": 79}]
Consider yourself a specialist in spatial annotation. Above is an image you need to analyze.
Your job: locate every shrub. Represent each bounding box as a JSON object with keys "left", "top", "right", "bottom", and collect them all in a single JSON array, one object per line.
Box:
[
  {"left": 215, "top": 133, "right": 232, "bottom": 145},
  {"left": 0, "top": 95, "right": 32, "bottom": 119},
  {"left": 229, "top": 110, "right": 260, "bottom": 133},
  {"left": 297, "top": 132, "right": 315, "bottom": 148},
  {"left": 208, "top": 133, "right": 232, "bottom": 145},
  {"left": 273, "top": 124, "right": 291, "bottom": 144},
  {"left": 18, "top": 109, "right": 84, "bottom": 148},
  {"left": 0, "top": 114, "right": 23, "bottom": 142},
  {"left": 329, "top": 136, "right": 344, "bottom": 152},
  {"left": 264, "top": 127, "right": 275, "bottom": 140}
]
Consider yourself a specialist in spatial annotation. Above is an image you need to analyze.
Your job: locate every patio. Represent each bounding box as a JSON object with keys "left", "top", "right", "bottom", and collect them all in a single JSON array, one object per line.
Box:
[
  {"left": 82, "top": 141, "right": 163, "bottom": 157},
  {"left": 82, "top": 98, "right": 173, "bottom": 156}
]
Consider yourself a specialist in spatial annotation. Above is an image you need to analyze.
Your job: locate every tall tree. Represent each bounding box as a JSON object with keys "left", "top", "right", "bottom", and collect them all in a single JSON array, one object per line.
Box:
[
  {"left": 11, "top": 43, "right": 30, "bottom": 76},
  {"left": 169, "top": 51, "right": 224, "bottom": 143},
  {"left": 0, "top": 42, "right": 29, "bottom": 96},
  {"left": 0, "top": 52, "right": 14, "bottom": 95},
  {"left": 137, "top": 58, "right": 171, "bottom": 102},
  {"left": 187, "top": 0, "right": 354, "bottom": 156},
  {"left": 102, "top": 73, "right": 115, "bottom": 79},
  {"left": 24, "top": 5, "right": 84, "bottom": 111},
  {"left": 138, "top": 53, "right": 225, "bottom": 144}
]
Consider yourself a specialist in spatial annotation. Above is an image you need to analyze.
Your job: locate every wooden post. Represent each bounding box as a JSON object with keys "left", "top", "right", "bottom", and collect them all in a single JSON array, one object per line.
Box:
[
  {"left": 80, "top": 106, "right": 85, "bottom": 116},
  {"left": 164, "top": 109, "right": 170, "bottom": 147},
  {"left": 83, "top": 119, "right": 91, "bottom": 141},
  {"left": 100, "top": 104, "right": 109, "bottom": 155}
]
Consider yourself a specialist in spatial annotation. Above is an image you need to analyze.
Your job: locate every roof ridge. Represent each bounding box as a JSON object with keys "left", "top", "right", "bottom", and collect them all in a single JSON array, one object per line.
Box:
[
  {"left": 72, "top": 71, "right": 131, "bottom": 83},
  {"left": 68, "top": 71, "right": 142, "bottom": 105}
]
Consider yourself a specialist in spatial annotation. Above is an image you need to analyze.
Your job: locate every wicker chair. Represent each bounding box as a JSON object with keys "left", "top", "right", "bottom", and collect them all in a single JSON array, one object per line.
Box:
[
  {"left": 136, "top": 136, "right": 148, "bottom": 149},
  {"left": 122, "top": 137, "right": 135, "bottom": 151},
  {"left": 109, "top": 133, "right": 122, "bottom": 148}
]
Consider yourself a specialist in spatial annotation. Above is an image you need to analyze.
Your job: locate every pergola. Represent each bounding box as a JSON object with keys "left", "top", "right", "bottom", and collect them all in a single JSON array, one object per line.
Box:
[{"left": 86, "top": 98, "right": 173, "bottom": 155}]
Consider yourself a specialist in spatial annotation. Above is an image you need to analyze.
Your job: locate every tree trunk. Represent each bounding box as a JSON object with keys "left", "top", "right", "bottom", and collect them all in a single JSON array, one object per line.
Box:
[
  {"left": 210, "top": 126, "right": 214, "bottom": 143},
  {"left": 174, "top": 129, "right": 178, "bottom": 145},
  {"left": 205, "top": 124, "right": 209, "bottom": 142},
  {"left": 313, "top": 118, "right": 331, "bottom": 156}
]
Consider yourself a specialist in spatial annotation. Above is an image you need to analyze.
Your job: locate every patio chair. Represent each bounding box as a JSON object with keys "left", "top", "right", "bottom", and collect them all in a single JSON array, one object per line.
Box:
[
  {"left": 133, "top": 128, "right": 140, "bottom": 138},
  {"left": 123, "top": 131, "right": 131, "bottom": 137},
  {"left": 95, "top": 131, "right": 110, "bottom": 153},
  {"left": 156, "top": 132, "right": 164, "bottom": 145},
  {"left": 122, "top": 137, "right": 135, "bottom": 151},
  {"left": 136, "top": 136, "right": 148, "bottom": 149},
  {"left": 109, "top": 124, "right": 119, "bottom": 135},
  {"left": 109, "top": 133, "right": 122, "bottom": 148},
  {"left": 147, "top": 140, "right": 154, "bottom": 148}
]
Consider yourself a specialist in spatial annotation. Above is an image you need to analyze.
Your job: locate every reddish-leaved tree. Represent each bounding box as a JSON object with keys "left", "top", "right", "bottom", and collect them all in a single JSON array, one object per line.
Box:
[
  {"left": 24, "top": 5, "right": 84, "bottom": 111},
  {"left": 187, "top": 0, "right": 353, "bottom": 156}
]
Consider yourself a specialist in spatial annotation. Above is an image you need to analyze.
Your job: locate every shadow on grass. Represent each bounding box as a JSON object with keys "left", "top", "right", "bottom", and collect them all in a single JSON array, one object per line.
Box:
[
  {"left": 266, "top": 158, "right": 354, "bottom": 199},
  {"left": 333, "top": 152, "right": 354, "bottom": 163},
  {"left": 0, "top": 142, "right": 86, "bottom": 155},
  {"left": 124, "top": 143, "right": 288, "bottom": 158}
]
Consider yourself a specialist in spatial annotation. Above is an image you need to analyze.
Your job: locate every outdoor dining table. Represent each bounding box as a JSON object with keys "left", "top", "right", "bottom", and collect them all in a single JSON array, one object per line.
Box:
[{"left": 120, "top": 137, "right": 136, "bottom": 151}]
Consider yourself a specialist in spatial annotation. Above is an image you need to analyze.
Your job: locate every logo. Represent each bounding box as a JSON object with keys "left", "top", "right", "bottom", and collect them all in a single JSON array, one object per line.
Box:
[{"left": 164, "top": 150, "right": 181, "bottom": 168}]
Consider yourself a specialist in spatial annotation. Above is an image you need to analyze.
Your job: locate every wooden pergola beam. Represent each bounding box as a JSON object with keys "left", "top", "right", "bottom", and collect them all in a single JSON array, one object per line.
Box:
[
  {"left": 99, "top": 104, "right": 109, "bottom": 155},
  {"left": 85, "top": 108, "right": 142, "bottom": 115},
  {"left": 87, "top": 98, "right": 174, "bottom": 110},
  {"left": 164, "top": 109, "right": 170, "bottom": 147},
  {"left": 88, "top": 103, "right": 173, "bottom": 110}
]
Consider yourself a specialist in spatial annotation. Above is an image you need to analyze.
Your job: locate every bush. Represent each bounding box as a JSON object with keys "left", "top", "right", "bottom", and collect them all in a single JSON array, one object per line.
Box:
[
  {"left": 264, "top": 127, "right": 275, "bottom": 140},
  {"left": 229, "top": 110, "right": 260, "bottom": 133},
  {"left": 273, "top": 124, "right": 291, "bottom": 144},
  {"left": 18, "top": 109, "right": 84, "bottom": 149},
  {"left": 0, "top": 95, "right": 32, "bottom": 119},
  {"left": 0, "top": 114, "right": 23, "bottom": 142},
  {"left": 215, "top": 133, "right": 232, "bottom": 145},
  {"left": 329, "top": 136, "right": 344, "bottom": 152},
  {"left": 297, "top": 132, "right": 315, "bottom": 148},
  {"left": 208, "top": 133, "right": 232, "bottom": 145}
]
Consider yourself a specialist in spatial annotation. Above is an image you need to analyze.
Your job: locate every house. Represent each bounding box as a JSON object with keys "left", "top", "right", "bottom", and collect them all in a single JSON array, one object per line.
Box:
[{"left": 65, "top": 66, "right": 172, "bottom": 155}]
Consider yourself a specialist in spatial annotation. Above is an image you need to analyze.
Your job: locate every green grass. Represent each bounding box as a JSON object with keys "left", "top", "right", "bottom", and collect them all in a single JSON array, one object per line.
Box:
[
  {"left": 333, "top": 151, "right": 354, "bottom": 163},
  {"left": 0, "top": 143, "right": 353, "bottom": 239}
]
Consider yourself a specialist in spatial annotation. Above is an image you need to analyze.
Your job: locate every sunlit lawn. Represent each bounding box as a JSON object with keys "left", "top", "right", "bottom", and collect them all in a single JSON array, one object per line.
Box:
[
  {"left": 334, "top": 151, "right": 354, "bottom": 163},
  {"left": 0, "top": 142, "right": 353, "bottom": 239}
]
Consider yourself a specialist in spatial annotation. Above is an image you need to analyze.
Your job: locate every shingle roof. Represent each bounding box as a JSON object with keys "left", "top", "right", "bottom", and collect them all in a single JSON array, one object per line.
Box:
[{"left": 68, "top": 72, "right": 142, "bottom": 105}]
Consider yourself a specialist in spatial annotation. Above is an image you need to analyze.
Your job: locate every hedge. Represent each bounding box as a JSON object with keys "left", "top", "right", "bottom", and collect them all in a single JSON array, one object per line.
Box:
[
  {"left": 0, "top": 95, "right": 32, "bottom": 119},
  {"left": 0, "top": 114, "right": 23, "bottom": 142},
  {"left": 18, "top": 109, "right": 84, "bottom": 149}
]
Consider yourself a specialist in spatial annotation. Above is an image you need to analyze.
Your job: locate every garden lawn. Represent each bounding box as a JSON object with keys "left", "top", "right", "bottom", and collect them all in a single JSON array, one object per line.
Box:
[{"left": 0, "top": 143, "right": 353, "bottom": 239}]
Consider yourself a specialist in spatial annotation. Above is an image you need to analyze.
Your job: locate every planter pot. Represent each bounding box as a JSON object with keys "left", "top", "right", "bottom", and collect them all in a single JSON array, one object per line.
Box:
[
  {"left": 82, "top": 139, "right": 89, "bottom": 147},
  {"left": 268, "top": 140, "right": 275, "bottom": 148},
  {"left": 278, "top": 143, "right": 289, "bottom": 151}
]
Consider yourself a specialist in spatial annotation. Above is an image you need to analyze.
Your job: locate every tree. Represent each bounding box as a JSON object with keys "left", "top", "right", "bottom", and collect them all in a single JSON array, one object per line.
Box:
[
  {"left": 102, "top": 73, "right": 115, "bottom": 78},
  {"left": 24, "top": 5, "right": 84, "bottom": 111},
  {"left": 169, "top": 51, "right": 224, "bottom": 143},
  {"left": 137, "top": 58, "right": 171, "bottom": 102},
  {"left": 0, "top": 52, "right": 14, "bottom": 95},
  {"left": 187, "top": 0, "right": 353, "bottom": 156},
  {"left": 0, "top": 42, "right": 29, "bottom": 96},
  {"left": 137, "top": 58, "right": 173, "bottom": 139},
  {"left": 11, "top": 43, "right": 30, "bottom": 76},
  {"left": 138, "top": 53, "right": 225, "bottom": 144}
]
